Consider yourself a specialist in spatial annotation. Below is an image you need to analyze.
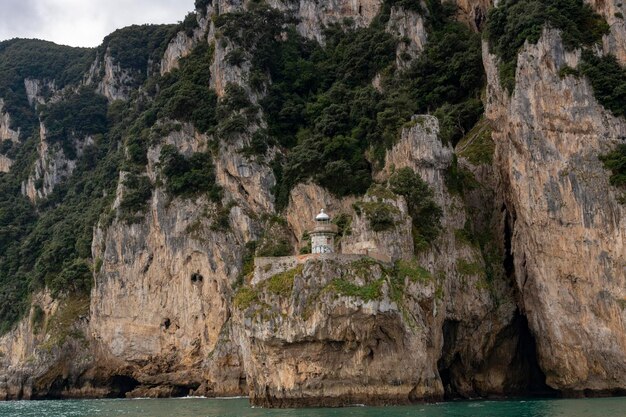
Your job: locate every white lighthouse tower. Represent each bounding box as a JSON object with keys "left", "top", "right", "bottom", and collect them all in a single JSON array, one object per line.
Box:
[{"left": 311, "top": 209, "right": 338, "bottom": 254}]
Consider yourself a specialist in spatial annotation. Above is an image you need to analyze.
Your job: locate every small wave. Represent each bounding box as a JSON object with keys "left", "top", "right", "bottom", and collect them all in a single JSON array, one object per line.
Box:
[{"left": 211, "top": 396, "right": 249, "bottom": 400}]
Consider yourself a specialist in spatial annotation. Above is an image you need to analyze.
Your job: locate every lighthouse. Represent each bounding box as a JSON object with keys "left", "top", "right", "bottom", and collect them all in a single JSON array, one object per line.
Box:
[{"left": 311, "top": 209, "right": 338, "bottom": 254}]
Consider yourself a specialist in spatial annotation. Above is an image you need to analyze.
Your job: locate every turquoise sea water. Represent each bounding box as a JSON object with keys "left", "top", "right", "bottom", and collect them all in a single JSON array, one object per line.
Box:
[{"left": 0, "top": 397, "right": 624, "bottom": 417}]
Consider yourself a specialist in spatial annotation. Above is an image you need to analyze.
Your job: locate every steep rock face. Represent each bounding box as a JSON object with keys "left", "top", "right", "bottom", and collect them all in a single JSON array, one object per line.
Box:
[
  {"left": 484, "top": 29, "right": 626, "bottom": 393},
  {"left": 86, "top": 51, "right": 136, "bottom": 102},
  {"left": 21, "top": 123, "right": 82, "bottom": 201},
  {"left": 452, "top": 0, "right": 493, "bottom": 31},
  {"left": 210, "top": 37, "right": 252, "bottom": 98},
  {"left": 160, "top": 13, "right": 210, "bottom": 75},
  {"left": 341, "top": 190, "right": 414, "bottom": 262},
  {"left": 379, "top": 115, "right": 527, "bottom": 397},
  {"left": 90, "top": 190, "right": 243, "bottom": 397},
  {"left": 0, "top": 292, "right": 97, "bottom": 400},
  {"left": 88, "top": 125, "right": 272, "bottom": 397},
  {"left": 233, "top": 256, "right": 444, "bottom": 407},
  {"left": 0, "top": 99, "right": 20, "bottom": 143},
  {"left": 296, "top": 0, "right": 383, "bottom": 42},
  {"left": 20, "top": 121, "right": 95, "bottom": 201},
  {"left": 385, "top": 6, "right": 427, "bottom": 68},
  {"left": 0, "top": 155, "right": 12, "bottom": 173},
  {"left": 266, "top": 0, "right": 383, "bottom": 43},
  {"left": 232, "top": 115, "right": 536, "bottom": 406},
  {"left": 24, "top": 78, "right": 57, "bottom": 106},
  {"left": 284, "top": 183, "right": 356, "bottom": 250},
  {"left": 586, "top": 0, "right": 626, "bottom": 64}
]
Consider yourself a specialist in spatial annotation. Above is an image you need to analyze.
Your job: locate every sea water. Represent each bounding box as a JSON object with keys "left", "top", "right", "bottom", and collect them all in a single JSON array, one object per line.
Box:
[{"left": 0, "top": 397, "right": 624, "bottom": 417}]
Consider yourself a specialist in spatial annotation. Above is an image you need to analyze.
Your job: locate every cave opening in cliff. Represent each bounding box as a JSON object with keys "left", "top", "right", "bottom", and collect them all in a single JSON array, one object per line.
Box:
[
  {"left": 437, "top": 319, "right": 460, "bottom": 399},
  {"left": 437, "top": 313, "right": 558, "bottom": 399},
  {"left": 191, "top": 272, "right": 204, "bottom": 283},
  {"left": 512, "top": 312, "right": 558, "bottom": 397},
  {"left": 107, "top": 375, "right": 140, "bottom": 398}
]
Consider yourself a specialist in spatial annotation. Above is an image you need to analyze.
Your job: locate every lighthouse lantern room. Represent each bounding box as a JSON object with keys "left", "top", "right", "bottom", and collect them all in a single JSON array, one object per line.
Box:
[{"left": 311, "top": 209, "right": 338, "bottom": 254}]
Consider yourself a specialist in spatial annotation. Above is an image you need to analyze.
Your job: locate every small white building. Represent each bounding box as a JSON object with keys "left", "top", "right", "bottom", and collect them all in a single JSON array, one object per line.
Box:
[{"left": 311, "top": 209, "right": 338, "bottom": 254}]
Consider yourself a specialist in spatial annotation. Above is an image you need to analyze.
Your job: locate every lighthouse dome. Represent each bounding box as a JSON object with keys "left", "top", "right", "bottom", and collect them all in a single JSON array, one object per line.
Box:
[{"left": 315, "top": 209, "right": 330, "bottom": 221}]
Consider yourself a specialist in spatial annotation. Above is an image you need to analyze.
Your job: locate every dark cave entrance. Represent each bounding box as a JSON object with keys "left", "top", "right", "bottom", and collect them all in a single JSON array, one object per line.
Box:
[
  {"left": 107, "top": 375, "right": 140, "bottom": 398},
  {"left": 512, "top": 312, "right": 558, "bottom": 397},
  {"left": 436, "top": 206, "right": 557, "bottom": 399},
  {"left": 437, "top": 312, "right": 557, "bottom": 399}
]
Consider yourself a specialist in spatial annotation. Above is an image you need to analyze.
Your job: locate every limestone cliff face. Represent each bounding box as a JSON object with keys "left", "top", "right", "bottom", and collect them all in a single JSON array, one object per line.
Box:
[
  {"left": 285, "top": 183, "right": 356, "bottom": 251},
  {"left": 86, "top": 51, "right": 136, "bottom": 102},
  {"left": 484, "top": 29, "right": 626, "bottom": 393},
  {"left": 2, "top": 0, "right": 626, "bottom": 406},
  {"left": 451, "top": 0, "right": 493, "bottom": 31},
  {"left": 386, "top": 6, "right": 427, "bottom": 68},
  {"left": 24, "top": 78, "right": 57, "bottom": 106},
  {"left": 266, "top": 0, "right": 383, "bottom": 43},
  {"left": 0, "top": 292, "right": 97, "bottom": 400},
  {"left": 0, "top": 99, "right": 20, "bottom": 143},
  {"left": 586, "top": 0, "right": 626, "bottom": 64},
  {"left": 233, "top": 116, "right": 537, "bottom": 405},
  {"left": 160, "top": 13, "right": 210, "bottom": 76},
  {"left": 0, "top": 155, "right": 12, "bottom": 173},
  {"left": 379, "top": 115, "right": 529, "bottom": 398},
  {"left": 21, "top": 123, "right": 86, "bottom": 202},
  {"left": 341, "top": 190, "right": 414, "bottom": 262},
  {"left": 87, "top": 122, "right": 273, "bottom": 397},
  {"left": 233, "top": 255, "right": 444, "bottom": 407}
]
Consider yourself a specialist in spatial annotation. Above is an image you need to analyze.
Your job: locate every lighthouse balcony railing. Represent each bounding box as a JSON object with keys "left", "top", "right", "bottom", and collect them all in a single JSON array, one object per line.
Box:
[{"left": 312, "top": 223, "right": 338, "bottom": 234}]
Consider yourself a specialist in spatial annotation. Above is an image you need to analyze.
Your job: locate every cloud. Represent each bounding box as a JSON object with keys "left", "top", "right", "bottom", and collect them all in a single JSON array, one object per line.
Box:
[{"left": 0, "top": 0, "right": 194, "bottom": 47}]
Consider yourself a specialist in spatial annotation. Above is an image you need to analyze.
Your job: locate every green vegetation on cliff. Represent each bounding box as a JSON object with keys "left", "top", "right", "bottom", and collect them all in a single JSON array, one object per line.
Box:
[
  {"left": 0, "top": 126, "right": 121, "bottom": 333},
  {"left": 600, "top": 144, "right": 626, "bottom": 188},
  {"left": 0, "top": 39, "right": 94, "bottom": 138},
  {"left": 99, "top": 24, "right": 178, "bottom": 78},
  {"left": 330, "top": 277, "right": 384, "bottom": 301},
  {"left": 579, "top": 52, "right": 626, "bottom": 119},
  {"left": 215, "top": 1, "right": 484, "bottom": 208},
  {"left": 40, "top": 88, "right": 109, "bottom": 158},
  {"left": 485, "top": 0, "right": 609, "bottom": 92},
  {"left": 159, "top": 145, "right": 222, "bottom": 200},
  {"left": 389, "top": 167, "right": 442, "bottom": 250}
]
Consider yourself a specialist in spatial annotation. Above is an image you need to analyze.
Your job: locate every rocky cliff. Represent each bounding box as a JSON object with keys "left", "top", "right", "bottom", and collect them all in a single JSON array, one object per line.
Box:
[
  {"left": 0, "top": 99, "right": 20, "bottom": 143},
  {"left": 484, "top": 28, "right": 626, "bottom": 394},
  {"left": 0, "top": 0, "right": 625, "bottom": 407}
]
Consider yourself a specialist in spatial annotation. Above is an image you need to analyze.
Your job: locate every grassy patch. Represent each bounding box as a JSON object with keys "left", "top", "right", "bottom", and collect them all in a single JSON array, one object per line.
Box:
[
  {"left": 456, "top": 259, "right": 485, "bottom": 277},
  {"left": 41, "top": 296, "right": 89, "bottom": 350},
  {"left": 330, "top": 278, "right": 383, "bottom": 301},
  {"left": 233, "top": 287, "right": 259, "bottom": 310},
  {"left": 266, "top": 265, "right": 303, "bottom": 297},
  {"left": 395, "top": 259, "right": 432, "bottom": 283},
  {"left": 457, "top": 118, "right": 495, "bottom": 166}
]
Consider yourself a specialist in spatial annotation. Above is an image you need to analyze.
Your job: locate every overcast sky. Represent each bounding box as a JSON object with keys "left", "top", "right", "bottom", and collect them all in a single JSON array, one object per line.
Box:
[{"left": 0, "top": 0, "right": 195, "bottom": 47}]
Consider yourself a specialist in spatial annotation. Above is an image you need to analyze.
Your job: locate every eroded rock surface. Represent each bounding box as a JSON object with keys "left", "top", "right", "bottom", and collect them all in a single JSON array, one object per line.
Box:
[
  {"left": 233, "top": 255, "right": 444, "bottom": 407},
  {"left": 0, "top": 99, "right": 20, "bottom": 143},
  {"left": 484, "top": 29, "right": 626, "bottom": 393}
]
